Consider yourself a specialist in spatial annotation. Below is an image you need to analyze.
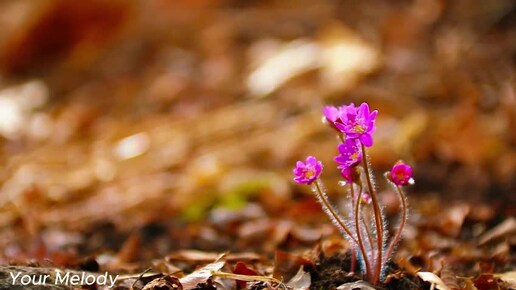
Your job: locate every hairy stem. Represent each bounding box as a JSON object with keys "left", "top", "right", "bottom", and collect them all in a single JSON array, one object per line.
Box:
[
  {"left": 350, "top": 246, "right": 356, "bottom": 273},
  {"left": 360, "top": 143, "right": 384, "bottom": 285},
  {"left": 352, "top": 183, "right": 372, "bottom": 281},
  {"left": 361, "top": 208, "right": 375, "bottom": 263},
  {"left": 314, "top": 181, "right": 359, "bottom": 245},
  {"left": 385, "top": 184, "right": 408, "bottom": 260},
  {"left": 348, "top": 183, "right": 357, "bottom": 273},
  {"left": 357, "top": 185, "right": 374, "bottom": 255}
]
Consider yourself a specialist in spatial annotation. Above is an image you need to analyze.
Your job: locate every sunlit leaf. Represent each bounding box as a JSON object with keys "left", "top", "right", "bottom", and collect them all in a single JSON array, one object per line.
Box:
[{"left": 179, "top": 261, "right": 225, "bottom": 290}]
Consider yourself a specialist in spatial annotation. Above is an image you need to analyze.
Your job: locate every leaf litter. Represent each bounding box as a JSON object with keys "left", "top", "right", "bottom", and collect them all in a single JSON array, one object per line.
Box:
[{"left": 0, "top": 0, "right": 514, "bottom": 289}]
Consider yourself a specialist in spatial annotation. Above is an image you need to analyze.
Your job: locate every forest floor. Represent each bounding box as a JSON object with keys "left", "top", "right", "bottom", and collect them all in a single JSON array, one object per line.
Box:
[{"left": 0, "top": 0, "right": 514, "bottom": 289}]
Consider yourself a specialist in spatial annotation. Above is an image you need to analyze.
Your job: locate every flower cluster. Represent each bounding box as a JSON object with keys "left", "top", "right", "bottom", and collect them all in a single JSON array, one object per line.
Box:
[
  {"left": 323, "top": 102, "right": 377, "bottom": 147},
  {"left": 293, "top": 102, "right": 413, "bottom": 286}
]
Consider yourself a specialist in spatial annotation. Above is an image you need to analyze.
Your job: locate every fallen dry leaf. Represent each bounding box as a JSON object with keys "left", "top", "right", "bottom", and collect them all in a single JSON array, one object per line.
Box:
[
  {"left": 286, "top": 266, "right": 311, "bottom": 290},
  {"left": 142, "top": 275, "right": 183, "bottom": 290},
  {"left": 494, "top": 271, "right": 516, "bottom": 289},
  {"left": 417, "top": 271, "right": 451, "bottom": 290},
  {"left": 232, "top": 261, "right": 259, "bottom": 289},
  {"left": 179, "top": 260, "right": 225, "bottom": 290},
  {"left": 272, "top": 251, "right": 313, "bottom": 282},
  {"left": 472, "top": 273, "right": 500, "bottom": 290},
  {"left": 478, "top": 217, "right": 516, "bottom": 246}
]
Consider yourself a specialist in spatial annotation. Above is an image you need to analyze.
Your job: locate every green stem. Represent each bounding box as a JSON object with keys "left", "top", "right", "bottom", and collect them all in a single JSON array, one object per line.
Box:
[
  {"left": 385, "top": 184, "right": 408, "bottom": 260},
  {"left": 360, "top": 143, "right": 384, "bottom": 285},
  {"left": 352, "top": 183, "right": 372, "bottom": 281},
  {"left": 314, "top": 181, "right": 359, "bottom": 245}
]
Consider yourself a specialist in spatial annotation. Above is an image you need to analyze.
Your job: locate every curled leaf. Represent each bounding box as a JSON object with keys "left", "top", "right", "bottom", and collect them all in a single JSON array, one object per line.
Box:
[
  {"left": 417, "top": 271, "right": 451, "bottom": 290},
  {"left": 478, "top": 217, "right": 516, "bottom": 246},
  {"left": 286, "top": 266, "right": 311, "bottom": 290},
  {"left": 495, "top": 271, "right": 516, "bottom": 289},
  {"left": 179, "top": 261, "right": 225, "bottom": 290}
]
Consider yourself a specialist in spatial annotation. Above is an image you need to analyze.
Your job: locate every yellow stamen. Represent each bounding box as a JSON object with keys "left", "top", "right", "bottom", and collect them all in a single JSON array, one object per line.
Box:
[
  {"left": 305, "top": 169, "right": 315, "bottom": 178},
  {"left": 354, "top": 124, "right": 366, "bottom": 134}
]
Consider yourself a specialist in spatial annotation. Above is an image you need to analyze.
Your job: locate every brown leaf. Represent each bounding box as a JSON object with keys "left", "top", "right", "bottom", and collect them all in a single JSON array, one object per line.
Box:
[
  {"left": 478, "top": 217, "right": 516, "bottom": 246},
  {"left": 394, "top": 256, "right": 421, "bottom": 276},
  {"left": 436, "top": 204, "right": 470, "bottom": 237},
  {"left": 463, "top": 278, "right": 479, "bottom": 290},
  {"left": 116, "top": 233, "right": 140, "bottom": 264},
  {"left": 472, "top": 273, "right": 500, "bottom": 290},
  {"left": 286, "top": 266, "right": 311, "bottom": 290},
  {"left": 233, "top": 262, "right": 259, "bottom": 289},
  {"left": 491, "top": 242, "right": 510, "bottom": 264},
  {"left": 440, "top": 264, "right": 461, "bottom": 290},
  {"left": 142, "top": 275, "right": 183, "bottom": 290},
  {"left": 272, "top": 251, "right": 312, "bottom": 281}
]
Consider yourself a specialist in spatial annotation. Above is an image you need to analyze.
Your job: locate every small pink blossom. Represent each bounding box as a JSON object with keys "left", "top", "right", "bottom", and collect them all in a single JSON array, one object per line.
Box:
[
  {"left": 335, "top": 138, "right": 363, "bottom": 169},
  {"left": 293, "top": 156, "right": 323, "bottom": 185},
  {"left": 335, "top": 102, "right": 378, "bottom": 147},
  {"left": 389, "top": 161, "right": 414, "bottom": 186},
  {"left": 322, "top": 104, "right": 356, "bottom": 130},
  {"left": 340, "top": 167, "right": 354, "bottom": 183},
  {"left": 322, "top": 106, "right": 340, "bottom": 123}
]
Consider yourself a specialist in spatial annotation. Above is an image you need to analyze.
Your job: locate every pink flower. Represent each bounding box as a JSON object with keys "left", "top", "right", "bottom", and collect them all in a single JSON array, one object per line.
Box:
[
  {"left": 322, "top": 106, "right": 340, "bottom": 124},
  {"left": 335, "top": 138, "right": 363, "bottom": 169},
  {"left": 293, "top": 156, "right": 323, "bottom": 185},
  {"left": 335, "top": 102, "right": 378, "bottom": 147},
  {"left": 322, "top": 104, "right": 357, "bottom": 130},
  {"left": 389, "top": 161, "right": 414, "bottom": 186},
  {"left": 340, "top": 167, "right": 354, "bottom": 183}
]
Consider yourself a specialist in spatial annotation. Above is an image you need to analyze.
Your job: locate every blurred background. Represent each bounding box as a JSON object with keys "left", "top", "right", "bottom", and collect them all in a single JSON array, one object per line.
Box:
[{"left": 0, "top": 0, "right": 514, "bottom": 266}]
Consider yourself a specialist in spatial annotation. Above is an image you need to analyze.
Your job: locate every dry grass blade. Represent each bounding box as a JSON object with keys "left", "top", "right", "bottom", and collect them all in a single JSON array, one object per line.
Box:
[{"left": 478, "top": 217, "right": 516, "bottom": 246}]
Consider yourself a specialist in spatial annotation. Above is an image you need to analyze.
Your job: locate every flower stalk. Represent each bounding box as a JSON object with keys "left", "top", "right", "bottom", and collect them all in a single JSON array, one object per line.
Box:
[
  {"left": 360, "top": 143, "right": 384, "bottom": 285},
  {"left": 385, "top": 184, "right": 408, "bottom": 260},
  {"left": 351, "top": 183, "right": 372, "bottom": 282}
]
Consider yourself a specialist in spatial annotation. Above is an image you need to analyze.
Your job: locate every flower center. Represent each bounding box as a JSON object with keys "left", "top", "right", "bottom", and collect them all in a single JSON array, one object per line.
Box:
[
  {"left": 353, "top": 124, "right": 366, "bottom": 134},
  {"left": 394, "top": 170, "right": 406, "bottom": 181},
  {"left": 305, "top": 169, "right": 315, "bottom": 178}
]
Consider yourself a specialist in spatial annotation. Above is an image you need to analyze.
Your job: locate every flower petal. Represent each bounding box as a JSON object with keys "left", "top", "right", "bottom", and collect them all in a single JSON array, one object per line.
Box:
[
  {"left": 359, "top": 102, "right": 370, "bottom": 116},
  {"left": 334, "top": 121, "right": 347, "bottom": 133},
  {"left": 323, "top": 106, "right": 339, "bottom": 122},
  {"left": 360, "top": 134, "right": 374, "bottom": 147}
]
